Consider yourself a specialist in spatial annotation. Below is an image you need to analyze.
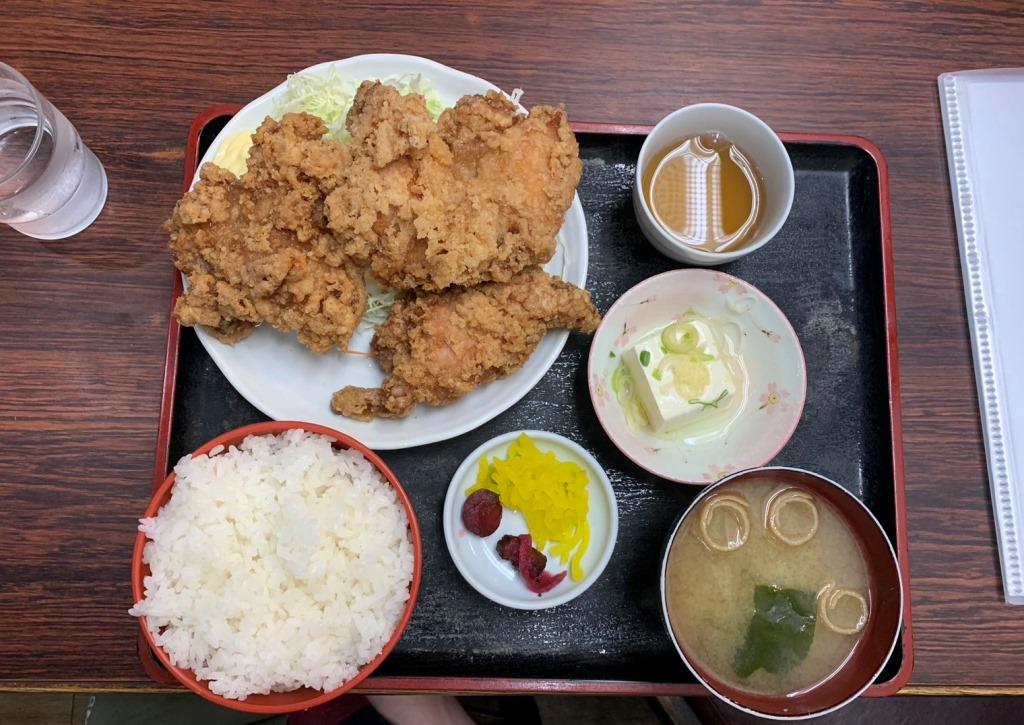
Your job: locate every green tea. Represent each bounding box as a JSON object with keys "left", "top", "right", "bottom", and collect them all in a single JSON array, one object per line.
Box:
[{"left": 643, "top": 133, "right": 766, "bottom": 252}]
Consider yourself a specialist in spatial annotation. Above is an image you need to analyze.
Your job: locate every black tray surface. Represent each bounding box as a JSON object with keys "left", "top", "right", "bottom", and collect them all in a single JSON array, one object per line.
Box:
[{"left": 168, "top": 118, "right": 900, "bottom": 685}]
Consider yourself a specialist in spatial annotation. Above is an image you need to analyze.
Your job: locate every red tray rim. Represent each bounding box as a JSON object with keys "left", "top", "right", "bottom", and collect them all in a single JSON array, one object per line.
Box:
[{"left": 145, "top": 106, "right": 913, "bottom": 697}]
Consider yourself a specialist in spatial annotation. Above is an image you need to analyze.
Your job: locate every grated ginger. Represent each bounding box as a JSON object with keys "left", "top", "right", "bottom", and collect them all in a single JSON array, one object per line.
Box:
[{"left": 467, "top": 433, "right": 591, "bottom": 581}]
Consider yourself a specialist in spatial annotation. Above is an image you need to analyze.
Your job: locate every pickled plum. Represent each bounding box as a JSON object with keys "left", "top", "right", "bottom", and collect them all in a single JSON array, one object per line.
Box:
[
  {"left": 462, "top": 486, "right": 567, "bottom": 597},
  {"left": 517, "top": 534, "right": 567, "bottom": 594},
  {"left": 495, "top": 533, "right": 566, "bottom": 595},
  {"left": 496, "top": 534, "right": 546, "bottom": 579},
  {"left": 461, "top": 489, "right": 502, "bottom": 536}
]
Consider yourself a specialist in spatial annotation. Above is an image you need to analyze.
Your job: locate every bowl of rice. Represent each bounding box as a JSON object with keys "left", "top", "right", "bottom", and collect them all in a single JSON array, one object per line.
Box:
[{"left": 130, "top": 421, "right": 421, "bottom": 714}]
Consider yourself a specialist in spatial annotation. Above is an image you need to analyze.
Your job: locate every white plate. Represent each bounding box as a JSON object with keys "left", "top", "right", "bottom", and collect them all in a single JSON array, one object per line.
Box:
[
  {"left": 187, "top": 54, "right": 588, "bottom": 449},
  {"left": 442, "top": 431, "right": 618, "bottom": 610},
  {"left": 587, "top": 270, "right": 806, "bottom": 484}
]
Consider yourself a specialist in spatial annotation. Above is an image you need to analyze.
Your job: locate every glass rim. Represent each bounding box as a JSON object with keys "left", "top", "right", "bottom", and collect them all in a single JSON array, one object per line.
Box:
[{"left": 0, "top": 61, "right": 46, "bottom": 188}]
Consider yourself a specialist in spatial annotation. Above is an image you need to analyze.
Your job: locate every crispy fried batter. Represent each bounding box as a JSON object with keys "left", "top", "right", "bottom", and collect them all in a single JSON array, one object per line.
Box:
[
  {"left": 167, "top": 113, "right": 366, "bottom": 353},
  {"left": 166, "top": 89, "right": 599, "bottom": 421},
  {"left": 325, "top": 82, "right": 582, "bottom": 291},
  {"left": 331, "top": 267, "right": 600, "bottom": 420}
]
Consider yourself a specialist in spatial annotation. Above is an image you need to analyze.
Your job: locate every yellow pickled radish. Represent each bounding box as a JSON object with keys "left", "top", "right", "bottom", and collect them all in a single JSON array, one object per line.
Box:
[{"left": 467, "top": 433, "right": 591, "bottom": 581}]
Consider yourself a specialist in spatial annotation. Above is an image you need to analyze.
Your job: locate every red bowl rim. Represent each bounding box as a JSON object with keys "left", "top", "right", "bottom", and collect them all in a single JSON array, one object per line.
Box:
[{"left": 131, "top": 420, "right": 423, "bottom": 714}]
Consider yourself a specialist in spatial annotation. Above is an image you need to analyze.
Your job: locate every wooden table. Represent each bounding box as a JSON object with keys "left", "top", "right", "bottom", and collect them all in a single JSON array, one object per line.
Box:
[{"left": 1, "top": 0, "right": 1022, "bottom": 696}]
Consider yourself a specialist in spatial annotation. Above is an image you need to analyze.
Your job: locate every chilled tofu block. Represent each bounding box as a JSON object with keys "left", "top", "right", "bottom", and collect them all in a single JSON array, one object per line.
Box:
[{"left": 623, "top": 327, "right": 735, "bottom": 434}]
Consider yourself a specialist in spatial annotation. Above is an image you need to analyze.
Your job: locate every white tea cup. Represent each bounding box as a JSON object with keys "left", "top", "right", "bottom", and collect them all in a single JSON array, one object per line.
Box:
[{"left": 633, "top": 103, "right": 794, "bottom": 266}]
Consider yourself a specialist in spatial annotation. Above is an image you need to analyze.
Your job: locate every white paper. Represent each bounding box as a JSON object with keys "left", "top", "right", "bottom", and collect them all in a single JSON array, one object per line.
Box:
[{"left": 939, "top": 69, "right": 1024, "bottom": 604}]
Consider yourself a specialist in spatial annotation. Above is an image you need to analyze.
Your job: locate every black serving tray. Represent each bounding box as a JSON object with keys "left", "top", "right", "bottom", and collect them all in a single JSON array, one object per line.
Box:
[{"left": 146, "top": 112, "right": 911, "bottom": 695}]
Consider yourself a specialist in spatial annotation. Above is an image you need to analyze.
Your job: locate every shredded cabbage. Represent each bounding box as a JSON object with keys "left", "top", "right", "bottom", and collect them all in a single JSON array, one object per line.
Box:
[
  {"left": 360, "top": 273, "right": 399, "bottom": 328},
  {"left": 275, "top": 67, "right": 446, "bottom": 141}
]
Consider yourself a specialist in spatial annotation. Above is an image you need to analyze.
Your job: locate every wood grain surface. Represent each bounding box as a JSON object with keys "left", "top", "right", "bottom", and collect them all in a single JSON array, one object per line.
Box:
[{"left": 0, "top": 0, "right": 1022, "bottom": 691}]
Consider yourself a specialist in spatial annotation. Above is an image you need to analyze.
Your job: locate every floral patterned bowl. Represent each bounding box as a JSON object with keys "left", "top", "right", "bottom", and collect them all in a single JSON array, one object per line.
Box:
[{"left": 588, "top": 269, "right": 806, "bottom": 484}]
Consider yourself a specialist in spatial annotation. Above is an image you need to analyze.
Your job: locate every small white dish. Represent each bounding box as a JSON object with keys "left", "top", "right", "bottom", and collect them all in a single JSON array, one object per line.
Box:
[
  {"left": 587, "top": 269, "right": 806, "bottom": 484},
  {"left": 443, "top": 430, "right": 618, "bottom": 610},
  {"left": 633, "top": 103, "right": 794, "bottom": 266}
]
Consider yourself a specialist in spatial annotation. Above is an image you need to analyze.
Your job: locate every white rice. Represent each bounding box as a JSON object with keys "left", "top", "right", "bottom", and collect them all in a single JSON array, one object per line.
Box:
[{"left": 129, "top": 429, "right": 414, "bottom": 700}]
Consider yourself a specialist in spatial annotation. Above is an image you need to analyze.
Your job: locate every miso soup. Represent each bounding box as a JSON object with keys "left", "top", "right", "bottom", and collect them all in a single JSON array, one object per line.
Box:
[{"left": 664, "top": 479, "right": 870, "bottom": 696}]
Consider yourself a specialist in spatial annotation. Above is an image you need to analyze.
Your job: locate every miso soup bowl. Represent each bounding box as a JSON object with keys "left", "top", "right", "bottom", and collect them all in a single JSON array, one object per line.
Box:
[{"left": 659, "top": 467, "right": 903, "bottom": 720}]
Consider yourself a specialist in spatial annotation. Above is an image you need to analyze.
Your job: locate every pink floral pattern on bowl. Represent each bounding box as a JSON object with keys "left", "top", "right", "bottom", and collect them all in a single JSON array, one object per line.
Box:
[
  {"left": 592, "top": 374, "right": 610, "bottom": 409},
  {"left": 586, "top": 269, "right": 807, "bottom": 485},
  {"left": 614, "top": 322, "right": 636, "bottom": 349},
  {"left": 715, "top": 272, "right": 748, "bottom": 296},
  {"left": 758, "top": 382, "right": 792, "bottom": 414},
  {"left": 703, "top": 464, "right": 738, "bottom": 483}
]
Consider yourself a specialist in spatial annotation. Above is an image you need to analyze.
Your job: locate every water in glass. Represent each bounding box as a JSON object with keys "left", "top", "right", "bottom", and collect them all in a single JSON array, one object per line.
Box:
[{"left": 0, "top": 63, "right": 107, "bottom": 239}]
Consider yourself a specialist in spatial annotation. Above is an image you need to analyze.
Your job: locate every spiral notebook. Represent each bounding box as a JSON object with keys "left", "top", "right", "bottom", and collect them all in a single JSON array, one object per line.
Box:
[{"left": 939, "top": 69, "right": 1024, "bottom": 605}]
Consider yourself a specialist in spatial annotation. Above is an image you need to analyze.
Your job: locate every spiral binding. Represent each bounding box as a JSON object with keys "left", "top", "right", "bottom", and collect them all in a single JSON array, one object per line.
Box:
[{"left": 941, "top": 73, "right": 1022, "bottom": 603}]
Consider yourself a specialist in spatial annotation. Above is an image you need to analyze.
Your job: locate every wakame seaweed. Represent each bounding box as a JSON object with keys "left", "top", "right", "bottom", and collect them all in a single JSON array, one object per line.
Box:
[{"left": 733, "top": 585, "right": 816, "bottom": 678}]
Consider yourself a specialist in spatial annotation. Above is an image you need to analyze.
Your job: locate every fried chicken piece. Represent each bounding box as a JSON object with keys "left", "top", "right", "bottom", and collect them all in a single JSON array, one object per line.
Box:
[
  {"left": 331, "top": 267, "right": 600, "bottom": 420},
  {"left": 168, "top": 113, "right": 366, "bottom": 353},
  {"left": 325, "top": 82, "right": 582, "bottom": 291}
]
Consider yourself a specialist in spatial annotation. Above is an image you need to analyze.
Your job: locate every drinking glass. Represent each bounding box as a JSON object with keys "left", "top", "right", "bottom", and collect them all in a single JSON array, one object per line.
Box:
[{"left": 0, "top": 62, "right": 107, "bottom": 239}]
